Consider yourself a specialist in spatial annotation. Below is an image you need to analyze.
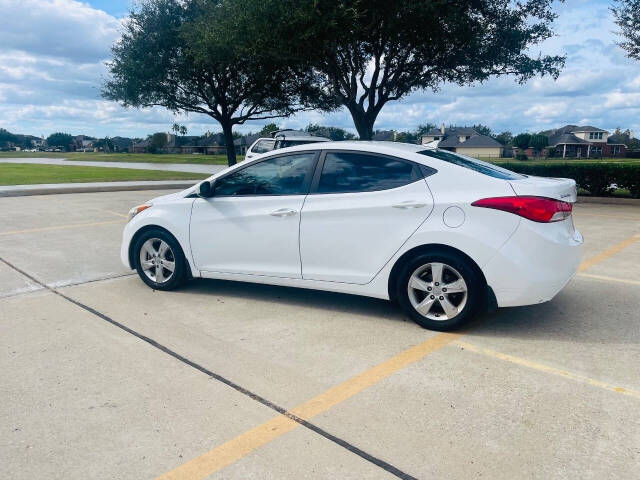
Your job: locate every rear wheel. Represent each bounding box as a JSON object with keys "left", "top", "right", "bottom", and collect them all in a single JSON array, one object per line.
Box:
[
  {"left": 133, "top": 229, "right": 187, "bottom": 290},
  {"left": 396, "top": 250, "right": 482, "bottom": 331}
]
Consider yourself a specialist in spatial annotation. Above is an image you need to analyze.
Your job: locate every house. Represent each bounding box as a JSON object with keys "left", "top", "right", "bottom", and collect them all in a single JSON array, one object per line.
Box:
[
  {"left": 234, "top": 133, "right": 261, "bottom": 155},
  {"left": 544, "top": 125, "right": 627, "bottom": 158},
  {"left": 131, "top": 138, "right": 151, "bottom": 153},
  {"left": 111, "top": 137, "right": 135, "bottom": 152},
  {"left": 72, "top": 135, "right": 95, "bottom": 151},
  {"left": 178, "top": 132, "right": 227, "bottom": 154},
  {"left": 131, "top": 132, "right": 228, "bottom": 154},
  {"left": 421, "top": 124, "right": 504, "bottom": 158},
  {"left": 372, "top": 130, "right": 396, "bottom": 141}
]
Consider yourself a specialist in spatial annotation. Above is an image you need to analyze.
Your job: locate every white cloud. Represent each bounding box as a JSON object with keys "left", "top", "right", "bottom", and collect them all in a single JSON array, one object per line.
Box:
[
  {"left": 604, "top": 92, "right": 640, "bottom": 108},
  {"left": 0, "top": 0, "right": 120, "bottom": 62},
  {"left": 0, "top": 0, "right": 639, "bottom": 138}
]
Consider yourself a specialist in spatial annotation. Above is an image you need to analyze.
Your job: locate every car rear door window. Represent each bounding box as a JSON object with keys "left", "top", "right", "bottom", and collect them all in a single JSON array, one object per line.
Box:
[
  {"left": 417, "top": 149, "right": 524, "bottom": 180},
  {"left": 214, "top": 153, "right": 316, "bottom": 196},
  {"left": 317, "top": 152, "right": 417, "bottom": 193},
  {"left": 251, "top": 139, "right": 276, "bottom": 154}
]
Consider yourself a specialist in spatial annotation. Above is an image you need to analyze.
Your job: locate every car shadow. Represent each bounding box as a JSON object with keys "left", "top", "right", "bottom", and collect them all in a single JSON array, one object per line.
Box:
[
  {"left": 175, "top": 277, "right": 638, "bottom": 345},
  {"left": 465, "top": 285, "right": 640, "bottom": 345},
  {"left": 178, "top": 277, "right": 410, "bottom": 324}
]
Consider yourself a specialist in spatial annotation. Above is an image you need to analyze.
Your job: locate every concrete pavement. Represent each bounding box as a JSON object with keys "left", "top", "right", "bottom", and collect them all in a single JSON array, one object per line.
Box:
[{"left": 1, "top": 191, "right": 639, "bottom": 479}]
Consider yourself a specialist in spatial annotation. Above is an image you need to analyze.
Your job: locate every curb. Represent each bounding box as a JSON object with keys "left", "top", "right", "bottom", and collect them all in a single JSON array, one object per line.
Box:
[
  {"left": 0, "top": 180, "right": 197, "bottom": 197},
  {"left": 576, "top": 196, "right": 640, "bottom": 206}
]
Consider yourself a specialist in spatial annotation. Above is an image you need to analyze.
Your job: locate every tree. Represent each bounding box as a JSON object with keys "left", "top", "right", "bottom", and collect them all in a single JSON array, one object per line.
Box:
[
  {"left": 172, "top": 123, "right": 188, "bottom": 136},
  {"left": 394, "top": 130, "right": 418, "bottom": 144},
  {"left": 513, "top": 133, "right": 532, "bottom": 150},
  {"left": 472, "top": 124, "right": 493, "bottom": 137},
  {"left": 494, "top": 131, "right": 513, "bottom": 146},
  {"left": 612, "top": 0, "right": 640, "bottom": 60},
  {"left": 259, "top": 123, "right": 279, "bottom": 136},
  {"left": 415, "top": 124, "right": 437, "bottom": 136},
  {"left": 46, "top": 132, "right": 74, "bottom": 151},
  {"left": 265, "top": 0, "right": 564, "bottom": 140},
  {"left": 305, "top": 123, "right": 356, "bottom": 141},
  {"left": 94, "top": 137, "right": 115, "bottom": 152},
  {"left": 0, "top": 128, "right": 18, "bottom": 148},
  {"left": 103, "top": 0, "right": 311, "bottom": 166},
  {"left": 529, "top": 134, "right": 548, "bottom": 155},
  {"left": 151, "top": 132, "right": 168, "bottom": 152}
]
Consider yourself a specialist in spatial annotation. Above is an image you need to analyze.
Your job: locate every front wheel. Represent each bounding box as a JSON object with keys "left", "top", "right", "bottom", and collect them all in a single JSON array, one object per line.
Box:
[
  {"left": 133, "top": 229, "right": 187, "bottom": 290},
  {"left": 396, "top": 251, "right": 482, "bottom": 331}
]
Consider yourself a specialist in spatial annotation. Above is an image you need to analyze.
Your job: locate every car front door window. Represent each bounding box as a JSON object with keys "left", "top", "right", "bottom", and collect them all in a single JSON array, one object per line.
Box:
[{"left": 214, "top": 153, "right": 316, "bottom": 196}]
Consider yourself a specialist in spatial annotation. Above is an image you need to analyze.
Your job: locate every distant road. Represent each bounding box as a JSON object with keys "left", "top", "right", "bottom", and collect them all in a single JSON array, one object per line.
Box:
[{"left": 0, "top": 157, "right": 226, "bottom": 175}]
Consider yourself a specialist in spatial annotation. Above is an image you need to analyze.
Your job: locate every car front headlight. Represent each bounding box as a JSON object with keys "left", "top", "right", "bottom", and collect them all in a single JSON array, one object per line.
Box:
[{"left": 127, "top": 203, "right": 152, "bottom": 222}]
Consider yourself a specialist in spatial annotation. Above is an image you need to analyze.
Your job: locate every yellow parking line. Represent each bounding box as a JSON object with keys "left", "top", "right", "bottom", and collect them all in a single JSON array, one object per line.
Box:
[
  {"left": 454, "top": 341, "right": 640, "bottom": 400},
  {"left": 0, "top": 220, "right": 123, "bottom": 236},
  {"left": 102, "top": 209, "right": 128, "bottom": 218},
  {"left": 578, "top": 233, "right": 640, "bottom": 272},
  {"left": 577, "top": 273, "right": 640, "bottom": 286},
  {"left": 156, "top": 332, "right": 462, "bottom": 480}
]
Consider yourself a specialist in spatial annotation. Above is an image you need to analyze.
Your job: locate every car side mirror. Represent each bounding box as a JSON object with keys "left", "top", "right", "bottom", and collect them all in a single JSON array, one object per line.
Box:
[{"left": 199, "top": 180, "right": 214, "bottom": 198}]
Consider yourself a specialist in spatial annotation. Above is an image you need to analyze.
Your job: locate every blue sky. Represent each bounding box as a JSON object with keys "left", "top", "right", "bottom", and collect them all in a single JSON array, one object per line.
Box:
[{"left": 1, "top": 0, "right": 639, "bottom": 139}]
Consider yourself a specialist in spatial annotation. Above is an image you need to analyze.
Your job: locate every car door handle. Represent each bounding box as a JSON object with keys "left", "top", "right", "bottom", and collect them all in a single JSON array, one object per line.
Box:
[
  {"left": 270, "top": 208, "right": 297, "bottom": 217},
  {"left": 392, "top": 201, "right": 427, "bottom": 209}
]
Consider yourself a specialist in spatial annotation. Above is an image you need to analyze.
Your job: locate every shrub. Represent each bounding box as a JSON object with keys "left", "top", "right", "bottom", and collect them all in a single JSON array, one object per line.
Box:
[
  {"left": 515, "top": 153, "right": 528, "bottom": 160},
  {"left": 496, "top": 162, "right": 640, "bottom": 198}
]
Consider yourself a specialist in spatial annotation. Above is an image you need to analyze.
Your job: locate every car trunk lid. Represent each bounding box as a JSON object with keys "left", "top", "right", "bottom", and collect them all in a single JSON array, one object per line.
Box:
[{"left": 509, "top": 175, "right": 577, "bottom": 203}]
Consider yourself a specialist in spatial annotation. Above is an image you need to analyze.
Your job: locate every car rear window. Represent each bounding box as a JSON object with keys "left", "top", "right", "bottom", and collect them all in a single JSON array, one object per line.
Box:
[
  {"left": 279, "top": 140, "right": 322, "bottom": 148},
  {"left": 252, "top": 139, "right": 276, "bottom": 154},
  {"left": 417, "top": 149, "right": 524, "bottom": 180}
]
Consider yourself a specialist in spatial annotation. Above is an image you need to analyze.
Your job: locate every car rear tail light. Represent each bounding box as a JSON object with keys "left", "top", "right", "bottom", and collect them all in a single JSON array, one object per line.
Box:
[{"left": 471, "top": 196, "right": 572, "bottom": 223}]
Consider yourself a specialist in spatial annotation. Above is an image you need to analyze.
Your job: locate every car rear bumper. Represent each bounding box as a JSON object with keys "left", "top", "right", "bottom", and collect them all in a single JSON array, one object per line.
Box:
[{"left": 482, "top": 218, "right": 583, "bottom": 308}]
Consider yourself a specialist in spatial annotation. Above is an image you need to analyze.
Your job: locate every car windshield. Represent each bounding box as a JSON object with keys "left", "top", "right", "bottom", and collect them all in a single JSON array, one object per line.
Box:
[{"left": 417, "top": 149, "right": 524, "bottom": 180}]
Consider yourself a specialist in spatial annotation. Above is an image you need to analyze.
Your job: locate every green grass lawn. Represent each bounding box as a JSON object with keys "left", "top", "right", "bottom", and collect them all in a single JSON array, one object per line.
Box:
[
  {"left": 0, "top": 151, "right": 241, "bottom": 165},
  {"left": 0, "top": 163, "right": 208, "bottom": 186}
]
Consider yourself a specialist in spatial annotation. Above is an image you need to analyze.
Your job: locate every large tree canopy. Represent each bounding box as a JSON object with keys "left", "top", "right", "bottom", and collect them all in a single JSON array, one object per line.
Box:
[
  {"left": 46, "top": 132, "right": 74, "bottom": 150},
  {"left": 258, "top": 0, "right": 565, "bottom": 139},
  {"left": 612, "top": 0, "right": 640, "bottom": 60},
  {"left": 103, "top": 0, "right": 312, "bottom": 165}
]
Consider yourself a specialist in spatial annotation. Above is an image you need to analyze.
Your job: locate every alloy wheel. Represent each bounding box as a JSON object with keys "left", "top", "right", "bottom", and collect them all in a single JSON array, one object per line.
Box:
[
  {"left": 139, "top": 238, "right": 176, "bottom": 284},
  {"left": 407, "top": 262, "right": 468, "bottom": 321}
]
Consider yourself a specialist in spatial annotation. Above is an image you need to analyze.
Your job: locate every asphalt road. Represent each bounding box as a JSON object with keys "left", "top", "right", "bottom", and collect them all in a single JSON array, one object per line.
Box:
[{"left": 1, "top": 190, "right": 639, "bottom": 479}]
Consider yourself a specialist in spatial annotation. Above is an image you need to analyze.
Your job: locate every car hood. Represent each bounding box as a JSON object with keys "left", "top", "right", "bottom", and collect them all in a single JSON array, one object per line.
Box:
[{"left": 150, "top": 185, "right": 199, "bottom": 204}]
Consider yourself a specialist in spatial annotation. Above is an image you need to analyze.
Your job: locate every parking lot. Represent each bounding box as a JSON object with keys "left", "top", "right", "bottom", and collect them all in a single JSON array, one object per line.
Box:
[{"left": 1, "top": 190, "right": 639, "bottom": 479}]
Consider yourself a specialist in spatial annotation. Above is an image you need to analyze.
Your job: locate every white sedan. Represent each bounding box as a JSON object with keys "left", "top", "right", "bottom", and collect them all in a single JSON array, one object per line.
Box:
[{"left": 121, "top": 142, "right": 583, "bottom": 330}]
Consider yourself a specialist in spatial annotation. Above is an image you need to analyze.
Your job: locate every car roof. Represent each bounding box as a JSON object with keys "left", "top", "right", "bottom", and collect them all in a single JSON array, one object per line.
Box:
[
  {"left": 266, "top": 140, "right": 428, "bottom": 154},
  {"left": 253, "top": 135, "right": 330, "bottom": 143}
]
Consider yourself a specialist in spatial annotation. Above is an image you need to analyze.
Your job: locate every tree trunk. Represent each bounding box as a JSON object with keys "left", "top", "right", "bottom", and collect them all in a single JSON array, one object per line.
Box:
[
  {"left": 221, "top": 121, "right": 237, "bottom": 166},
  {"left": 349, "top": 107, "right": 377, "bottom": 140}
]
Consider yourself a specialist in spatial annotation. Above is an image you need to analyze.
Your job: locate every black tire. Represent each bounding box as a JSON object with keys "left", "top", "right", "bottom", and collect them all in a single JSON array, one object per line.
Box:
[
  {"left": 396, "top": 249, "right": 482, "bottom": 331},
  {"left": 133, "top": 228, "right": 188, "bottom": 291}
]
